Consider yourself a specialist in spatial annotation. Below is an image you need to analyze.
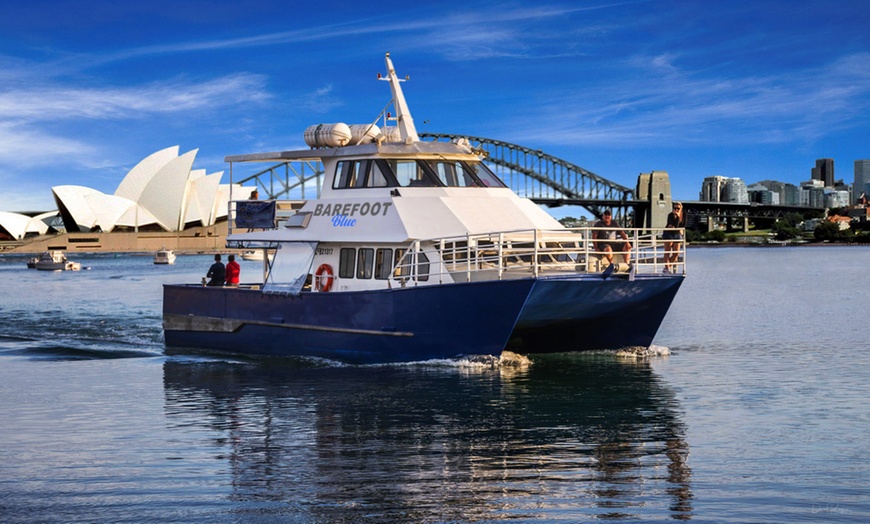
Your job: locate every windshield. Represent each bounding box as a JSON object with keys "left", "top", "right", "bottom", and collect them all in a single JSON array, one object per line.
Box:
[{"left": 332, "top": 159, "right": 508, "bottom": 189}]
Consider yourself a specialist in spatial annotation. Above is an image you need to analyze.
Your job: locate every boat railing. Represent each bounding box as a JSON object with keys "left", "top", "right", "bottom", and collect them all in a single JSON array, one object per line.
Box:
[{"left": 390, "top": 227, "right": 686, "bottom": 285}]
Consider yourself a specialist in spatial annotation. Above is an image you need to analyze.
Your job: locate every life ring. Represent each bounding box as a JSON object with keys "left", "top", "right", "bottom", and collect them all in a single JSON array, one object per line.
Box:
[{"left": 314, "top": 263, "right": 334, "bottom": 292}]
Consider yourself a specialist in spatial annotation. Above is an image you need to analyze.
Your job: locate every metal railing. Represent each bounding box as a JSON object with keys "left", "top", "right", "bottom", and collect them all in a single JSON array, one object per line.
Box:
[{"left": 390, "top": 227, "right": 686, "bottom": 285}]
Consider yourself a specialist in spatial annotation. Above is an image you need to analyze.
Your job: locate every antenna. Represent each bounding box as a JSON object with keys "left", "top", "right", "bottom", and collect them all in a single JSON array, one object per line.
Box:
[{"left": 381, "top": 52, "right": 419, "bottom": 142}]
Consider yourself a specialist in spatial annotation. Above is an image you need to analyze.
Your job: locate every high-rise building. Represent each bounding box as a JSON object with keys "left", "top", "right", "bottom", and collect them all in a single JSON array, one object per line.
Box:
[
  {"left": 825, "top": 190, "right": 851, "bottom": 208},
  {"left": 747, "top": 183, "right": 780, "bottom": 205},
  {"left": 811, "top": 158, "right": 834, "bottom": 187},
  {"left": 724, "top": 178, "right": 749, "bottom": 203},
  {"left": 855, "top": 160, "right": 870, "bottom": 203},
  {"left": 756, "top": 180, "right": 801, "bottom": 205},
  {"left": 700, "top": 176, "right": 749, "bottom": 203},
  {"left": 700, "top": 176, "right": 728, "bottom": 202},
  {"left": 801, "top": 180, "right": 826, "bottom": 208}
]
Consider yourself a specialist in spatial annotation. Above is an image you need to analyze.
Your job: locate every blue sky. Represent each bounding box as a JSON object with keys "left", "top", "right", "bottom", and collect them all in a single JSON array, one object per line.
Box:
[{"left": 1, "top": 0, "right": 869, "bottom": 215}]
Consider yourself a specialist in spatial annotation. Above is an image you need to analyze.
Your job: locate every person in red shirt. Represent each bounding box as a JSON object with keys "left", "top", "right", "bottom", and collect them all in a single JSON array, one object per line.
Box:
[{"left": 225, "top": 254, "right": 241, "bottom": 286}]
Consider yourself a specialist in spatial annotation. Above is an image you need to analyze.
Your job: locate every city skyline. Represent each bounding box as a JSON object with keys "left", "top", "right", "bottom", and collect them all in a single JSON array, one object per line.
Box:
[{"left": 1, "top": 1, "right": 870, "bottom": 213}]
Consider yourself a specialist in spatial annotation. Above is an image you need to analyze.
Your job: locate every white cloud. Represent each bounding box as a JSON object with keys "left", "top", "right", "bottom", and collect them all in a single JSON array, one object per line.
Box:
[
  {"left": 0, "top": 73, "right": 269, "bottom": 122},
  {"left": 506, "top": 52, "right": 870, "bottom": 148},
  {"left": 0, "top": 122, "right": 97, "bottom": 168}
]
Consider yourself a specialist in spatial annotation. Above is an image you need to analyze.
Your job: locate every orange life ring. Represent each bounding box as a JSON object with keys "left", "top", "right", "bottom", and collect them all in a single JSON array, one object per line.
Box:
[{"left": 314, "top": 263, "right": 334, "bottom": 292}]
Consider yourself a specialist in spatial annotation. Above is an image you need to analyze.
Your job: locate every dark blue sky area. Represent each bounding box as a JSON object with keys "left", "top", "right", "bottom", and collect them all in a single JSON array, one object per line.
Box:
[{"left": 1, "top": 1, "right": 869, "bottom": 213}]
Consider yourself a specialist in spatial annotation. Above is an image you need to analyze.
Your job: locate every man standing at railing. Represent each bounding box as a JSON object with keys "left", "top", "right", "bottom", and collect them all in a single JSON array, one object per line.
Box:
[{"left": 593, "top": 209, "right": 631, "bottom": 265}]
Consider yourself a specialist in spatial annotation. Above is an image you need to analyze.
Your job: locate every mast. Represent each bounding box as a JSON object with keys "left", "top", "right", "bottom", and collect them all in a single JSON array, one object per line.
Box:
[{"left": 383, "top": 52, "right": 419, "bottom": 142}]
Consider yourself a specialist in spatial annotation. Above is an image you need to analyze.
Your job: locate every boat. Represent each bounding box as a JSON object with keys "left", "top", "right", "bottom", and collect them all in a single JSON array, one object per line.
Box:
[
  {"left": 162, "top": 53, "right": 686, "bottom": 364},
  {"left": 154, "top": 248, "right": 177, "bottom": 265},
  {"left": 240, "top": 250, "right": 273, "bottom": 262},
  {"left": 33, "top": 250, "right": 81, "bottom": 271},
  {"left": 240, "top": 250, "right": 263, "bottom": 261}
]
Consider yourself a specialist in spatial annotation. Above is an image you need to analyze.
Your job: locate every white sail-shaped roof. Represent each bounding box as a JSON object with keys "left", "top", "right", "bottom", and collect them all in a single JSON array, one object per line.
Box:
[
  {"left": 114, "top": 145, "right": 180, "bottom": 201},
  {"left": 30, "top": 211, "right": 56, "bottom": 234},
  {"left": 84, "top": 193, "right": 140, "bottom": 233},
  {"left": 0, "top": 211, "right": 49, "bottom": 239},
  {"left": 137, "top": 149, "right": 198, "bottom": 231},
  {"left": 52, "top": 185, "right": 104, "bottom": 231},
  {"left": 115, "top": 203, "right": 161, "bottom": 229},
  {"left": 50, "top": 146, "right": 232, "bottom": 233},
  {"left": 185, "top": 171, "right": 222, "bottom": 226},
  {"left": 53, "top": 186, "right": 153, "bottom": 233}
]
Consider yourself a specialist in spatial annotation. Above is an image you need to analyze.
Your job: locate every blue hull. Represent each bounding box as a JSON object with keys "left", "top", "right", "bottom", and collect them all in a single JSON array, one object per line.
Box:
[
  {"left": 163, "top": 274, "right": 683, "bottom": 364},
  {"left": 507, "top": 274, "right": 684, "bottom": 353},
  {"left": 163, "top": 279, "right": 535, "bottom": 364}
]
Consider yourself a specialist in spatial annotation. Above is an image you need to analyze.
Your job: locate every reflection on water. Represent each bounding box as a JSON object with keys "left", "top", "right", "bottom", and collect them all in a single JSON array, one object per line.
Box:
[{"left": 163, "top": 355, "right": 692, "bottom": 521}]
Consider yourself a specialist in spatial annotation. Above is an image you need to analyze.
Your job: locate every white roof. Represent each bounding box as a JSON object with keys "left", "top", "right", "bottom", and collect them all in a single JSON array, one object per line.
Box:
[
  {"left": 137, "top": 149, "right": 197, "bottom": 231},
  {"left": 52, "top": 146, "right": 236, "bottom": 233},
  {"left": 114, "top": 145, "right": 180, "bottom": 201},
  {"left": 184, "top": 171, "right": 222, "bottom": 226},
  {"left": 53, "top": 185, "right": 160, "bottom": 232},
  {"left": 230, "top": 187, "right": 562, "bottom": 244},
  {"left": 0, "top": 211, "right": 49, "bottom": 239}
]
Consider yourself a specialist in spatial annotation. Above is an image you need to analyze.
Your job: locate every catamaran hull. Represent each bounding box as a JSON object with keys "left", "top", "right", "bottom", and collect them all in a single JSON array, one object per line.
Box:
[
  {"left": 163, "top": 274, "right": 683, "bottom": 364},
  {"left": 508, "top": 274, "right": 684, "bottom": 353},
  {"left": 163, "top": 279, "right": 535, "bottom": 364}
]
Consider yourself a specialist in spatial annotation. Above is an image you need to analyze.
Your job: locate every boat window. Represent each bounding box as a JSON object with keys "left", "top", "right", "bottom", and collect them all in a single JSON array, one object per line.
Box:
[
  {"left": 349, "top": 161, "right": 369, "bottom": 188},
  {"left": 415, "top": 252, "right": 430, "bottom": 282},
  {"left": 334, "top": 160, "right": 395, "bottom": 189},
  {"left": 375, "top": 248, "right": 393, "bottom": 279},
  {"left": 367, "top": 161, "right": 391, "bottom": 187},
  {"left": 466, "top": 161, "right": 507, "bottom": 187},
  {"left": 339, "top": 248, "right": 355, "bottom": 278},
  {"left": 394, "top": 248, "right": 410, "bottom": 279},
  {"left": 429, "top": 161, "right": 477, "bottom": 187},
  {"left": 392, "top": 160, "right": 438, "bottom": 187},
  {"left": 357, "top": 248, "right": 374, "bottom": 279},
  {"left": 334, "top": 161, "right": 352, "bottom": 189}
]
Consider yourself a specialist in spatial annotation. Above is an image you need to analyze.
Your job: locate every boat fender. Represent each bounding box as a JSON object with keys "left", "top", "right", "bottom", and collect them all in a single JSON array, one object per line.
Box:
[{"left": 315, "top": 264, "right": 334, "bottom": 292}]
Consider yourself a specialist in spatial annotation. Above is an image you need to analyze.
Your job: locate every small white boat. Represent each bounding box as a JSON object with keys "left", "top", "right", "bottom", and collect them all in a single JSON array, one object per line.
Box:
[
  {"left": 34, "top": 250, "right": 81, "bottom": 271},
  {"left": 154, "top": 248, "right": 177, "bottom": 265},
  {"left": 240, "top": 250, "right": 273, "bottom": 262}
]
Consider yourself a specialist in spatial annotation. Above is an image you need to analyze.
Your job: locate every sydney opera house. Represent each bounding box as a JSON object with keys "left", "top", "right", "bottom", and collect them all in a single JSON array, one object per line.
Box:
[{"left": 0, "top": 146, "right": 253, "bottom": 252}]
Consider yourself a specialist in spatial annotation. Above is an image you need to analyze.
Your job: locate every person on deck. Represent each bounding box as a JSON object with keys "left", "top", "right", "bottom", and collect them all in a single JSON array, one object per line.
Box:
[
  {"left": 225, "top": 254, "right": 240, "bottom": 286},
  {"left": 663, "top": 202, "right": 686, "bottom": 273},
  {"left": 206, "top": 254, "right": 226, "bottom": 286},
  {"left": 592, "top": 209, "right": 631, "bottom": 265}
]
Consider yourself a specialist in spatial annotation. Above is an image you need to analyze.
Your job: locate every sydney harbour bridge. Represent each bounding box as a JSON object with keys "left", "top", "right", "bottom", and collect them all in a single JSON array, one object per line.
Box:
[{"left": 234, "top": 133, "right": 815, "bottom": 231}]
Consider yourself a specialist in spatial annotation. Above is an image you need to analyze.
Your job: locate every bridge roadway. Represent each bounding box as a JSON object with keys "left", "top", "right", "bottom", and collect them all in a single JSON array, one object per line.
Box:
[{"left": 534, "top": 197, "right": 819, "bottom": 229}]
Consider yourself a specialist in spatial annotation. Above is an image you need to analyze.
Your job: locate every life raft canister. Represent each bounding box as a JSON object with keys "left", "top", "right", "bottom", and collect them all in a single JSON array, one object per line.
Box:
[{"left": 314, "top": 263, "right": 334, "bottom": 292}]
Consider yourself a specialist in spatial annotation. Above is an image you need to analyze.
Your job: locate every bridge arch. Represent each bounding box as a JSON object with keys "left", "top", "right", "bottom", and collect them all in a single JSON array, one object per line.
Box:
[
  {"left": 420, "top": 133, "right": 634, "bottom": 221},
  {"left": 232, "top": 134, "right": 637, "bottom": 221}
]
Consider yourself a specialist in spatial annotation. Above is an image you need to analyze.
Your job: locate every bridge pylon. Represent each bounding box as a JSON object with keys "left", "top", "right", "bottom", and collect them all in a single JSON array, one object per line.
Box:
[{"left": 635, "top": 170, "right": 673, "bottom": 229}]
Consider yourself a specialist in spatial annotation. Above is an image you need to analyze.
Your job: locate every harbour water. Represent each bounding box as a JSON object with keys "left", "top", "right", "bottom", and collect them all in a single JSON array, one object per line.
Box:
[{"left": 0, "top": 248, "right": 867, "bottom": 522}]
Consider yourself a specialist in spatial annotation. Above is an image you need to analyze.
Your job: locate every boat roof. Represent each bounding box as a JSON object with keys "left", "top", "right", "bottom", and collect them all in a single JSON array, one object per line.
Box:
[
  {"left": 225, "top": 140, "right": 479, "bottom": 164},
  {"left": 229, "top": 188, "right": 559, "bottom": 244}
]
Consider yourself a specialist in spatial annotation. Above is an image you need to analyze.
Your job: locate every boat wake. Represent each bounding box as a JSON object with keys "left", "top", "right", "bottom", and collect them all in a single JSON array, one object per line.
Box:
[
  {"left": 615, "top": 345, "right": 671, "bottom": 359},
  {"left": 0, "top": 312, "right": 165, "bottom": 360},
  {"left": 379, "top": 350, "right": 534, "bottom": 370},
  {"left": 1, "top": 343, "right": 159, "bottom": 360}
]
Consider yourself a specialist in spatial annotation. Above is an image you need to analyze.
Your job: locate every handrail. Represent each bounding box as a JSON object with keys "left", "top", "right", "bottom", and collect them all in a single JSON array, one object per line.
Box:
[{"left": 389, "top": 227, "right": 686, "bottom": 286}]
